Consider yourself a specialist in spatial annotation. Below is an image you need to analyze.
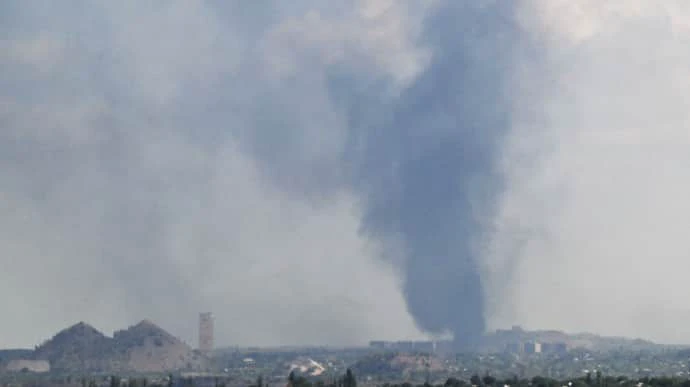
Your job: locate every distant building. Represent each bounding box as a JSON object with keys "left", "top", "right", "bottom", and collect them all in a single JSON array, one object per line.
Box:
[
  {"left": 199, "top": 312, "right": 214, "bottom": 353},
  {"left": 524, "top": 341, "right": 542, "bottom": 354},
  {"left": 435, "top": 340, "right": 455, "bottom": 354},
  {"left": 5, "top": 360, "right": 50, "bottom": 373},
  {"left": 506, "top": 342, "right": 522, "bottom": 354},
  {"left": 368, "top": 340, "right": 438, "bottom": 353},
  {"left": 413, "top": 341, "right": 435, "bottom": 353},
  {"left": 541, "top": 342, "right": 568, "bottom": 354},
  {"left": 242, "top": 358, "right": 256, "bottom": 369}
]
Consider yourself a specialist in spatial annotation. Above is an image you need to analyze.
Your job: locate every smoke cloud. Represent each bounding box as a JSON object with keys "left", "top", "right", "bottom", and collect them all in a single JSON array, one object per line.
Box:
[
  {"left": 486, "top": 1, "right": 690, "bottom": 344},
  {"left": 0, "top": 0, "right": 432, "bottom": 348},
  {"left": 350, "top": 2, "right": 522, "bottom": 346},
  {"left": 3, "top": 0, "right": 689, "bottom": 349}
]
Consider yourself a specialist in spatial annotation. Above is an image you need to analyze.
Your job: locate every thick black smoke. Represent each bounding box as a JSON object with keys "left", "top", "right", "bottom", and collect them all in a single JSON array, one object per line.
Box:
[
  {"left": 362, "top": 2, "right": 518, "bottom": 346},
  {"left": 340, "top": 2, "right": 523, "bottom": 346}
]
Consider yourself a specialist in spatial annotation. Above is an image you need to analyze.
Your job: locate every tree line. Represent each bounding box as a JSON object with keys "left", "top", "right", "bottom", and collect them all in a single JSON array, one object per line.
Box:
[
  {"left": 8, "top": 369, "right": 690, "bottom": 387},
  {"left": 387, "top": 373, "right": 690, "bottom": 387}
]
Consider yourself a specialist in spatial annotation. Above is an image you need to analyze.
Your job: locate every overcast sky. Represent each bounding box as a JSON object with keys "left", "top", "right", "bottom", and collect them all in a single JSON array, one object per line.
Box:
[{"left": 2, "top": 0, "right": 690, "bottom": 349}]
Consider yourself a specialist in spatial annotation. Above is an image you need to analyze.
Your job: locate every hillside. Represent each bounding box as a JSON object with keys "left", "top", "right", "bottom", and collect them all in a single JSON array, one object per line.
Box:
[
  {"left": 33, "top": 322, "right": 115, "bottom": 372},
  {"left": 113, "top": 320, "right": 206, "bottom": 373},
  {"left": 32, "top": 320, "right": 207, "bottom": 373}
]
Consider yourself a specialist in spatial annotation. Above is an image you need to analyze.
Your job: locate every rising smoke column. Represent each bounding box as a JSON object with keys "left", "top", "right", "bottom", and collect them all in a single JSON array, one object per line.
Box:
[
  {"left": 193, "top": 1, "right": 527, "bottom": 345},
  {"left": 348, "top": 1, "right": 524, "bottom": 346}
]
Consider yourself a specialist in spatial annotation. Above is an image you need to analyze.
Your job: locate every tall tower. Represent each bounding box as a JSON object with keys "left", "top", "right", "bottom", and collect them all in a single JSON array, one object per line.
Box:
[{"left": 198, "top": 312, "right": 214, "bottom": 353}]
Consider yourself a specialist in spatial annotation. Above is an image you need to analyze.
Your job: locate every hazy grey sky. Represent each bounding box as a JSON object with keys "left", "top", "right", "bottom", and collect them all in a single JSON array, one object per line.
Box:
[
  {"left": 485, "top": 1, "right": 690, "bottom": 343},
  {"left": 0, "top": 0, "right": 430, "bottom": 348},
  {"left": 2, "top": 0, "right": 690, "bottom": 349}
]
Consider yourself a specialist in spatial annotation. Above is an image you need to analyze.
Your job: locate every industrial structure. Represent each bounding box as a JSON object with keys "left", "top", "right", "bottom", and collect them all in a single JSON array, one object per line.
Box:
[
  {"left": 198, "top": 312, "right": 214, "bottom": 353},
  {"left": 506, "top": 341, "right": 567, "bottom": 355}
]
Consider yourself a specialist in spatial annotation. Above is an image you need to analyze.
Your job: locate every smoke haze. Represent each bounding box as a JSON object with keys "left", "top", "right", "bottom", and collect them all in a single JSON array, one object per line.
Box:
[
  {"left": 0, "top": 0, "right": 431, "bottom": 348},
  {"left": 486, "top": 1, "right": 690, "bottom": 344},
  {"left": 2, "top": 0, "right": 690, "bottom": 348}
]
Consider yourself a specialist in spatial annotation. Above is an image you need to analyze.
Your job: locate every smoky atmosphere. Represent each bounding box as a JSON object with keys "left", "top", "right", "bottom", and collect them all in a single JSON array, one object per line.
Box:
[{"left": 1, "top": 0, "right": 690, "bottom": 350}]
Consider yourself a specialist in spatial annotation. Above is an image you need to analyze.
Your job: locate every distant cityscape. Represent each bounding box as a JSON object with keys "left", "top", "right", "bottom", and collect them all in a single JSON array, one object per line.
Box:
[
  {"left": 3, "top": 314, "right": 689, "bottom": 387},
  {"left": 192, "top": 313, "right": 570, "bottom": 357},
  {"left": 368, "top": 339, "right": 567, "bottom": 355}
]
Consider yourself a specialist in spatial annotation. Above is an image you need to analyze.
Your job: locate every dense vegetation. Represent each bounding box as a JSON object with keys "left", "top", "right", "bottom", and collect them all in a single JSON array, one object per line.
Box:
[
  {"left": 398, "top": 374, "right": 690, "bottom": 387},
  {"left": 8, "top": 367, "right": 690, "bottom": 387}
]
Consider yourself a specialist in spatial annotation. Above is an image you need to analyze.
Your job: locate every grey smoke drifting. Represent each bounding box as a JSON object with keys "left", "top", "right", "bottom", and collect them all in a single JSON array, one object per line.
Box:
[
  {"left": 0, "top": 0, "right": 521, "bottom": 348},
  {"left": 486, "top": 1, "right": 690, "bottom": 344},
  {"left": 4, "top": 0, "right": 689, "bottom": 349},
  {"left": 0, "top": 0, "right": 430, "bottom": 347}
]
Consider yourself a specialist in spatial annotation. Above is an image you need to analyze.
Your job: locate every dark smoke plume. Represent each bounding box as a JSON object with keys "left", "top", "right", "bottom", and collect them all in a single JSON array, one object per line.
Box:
[
  {"left": 349, "top": 2, "right": 522, "bottom": 346},
  {"left": 234, "top": 1, "right": 525, "bottom": 345}
]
